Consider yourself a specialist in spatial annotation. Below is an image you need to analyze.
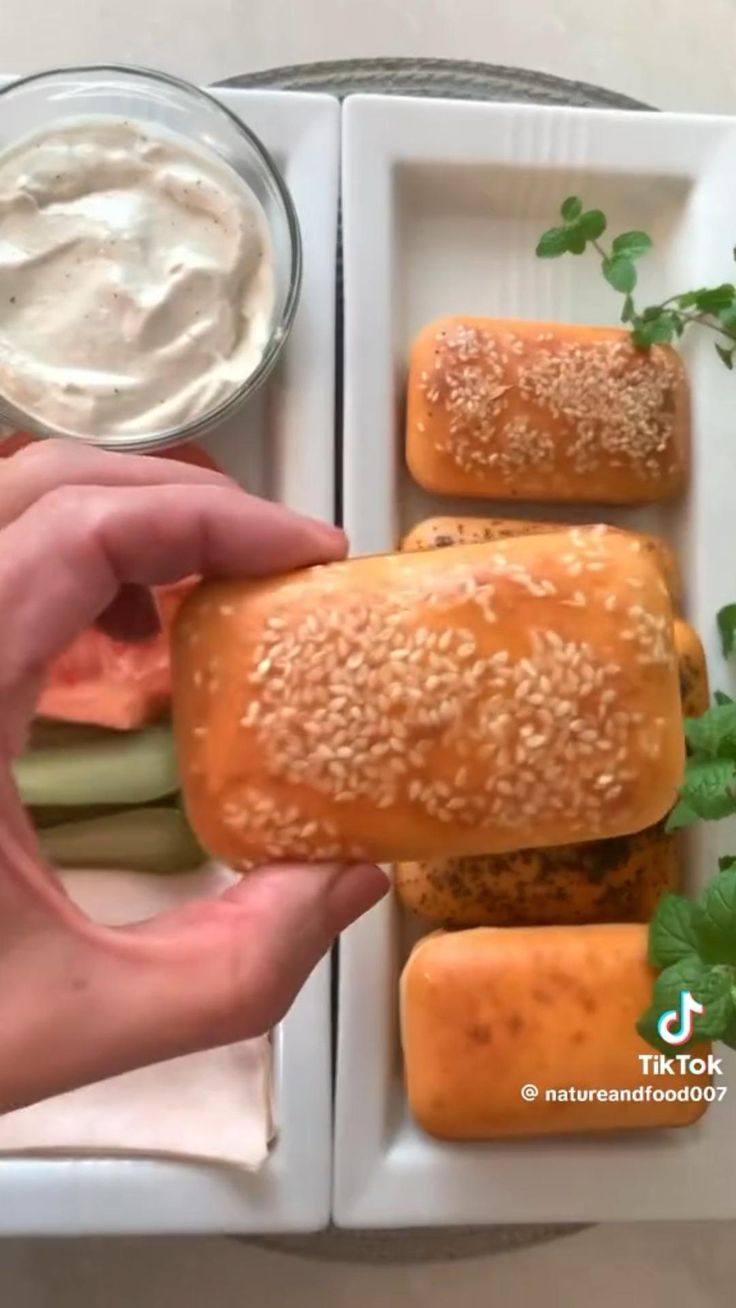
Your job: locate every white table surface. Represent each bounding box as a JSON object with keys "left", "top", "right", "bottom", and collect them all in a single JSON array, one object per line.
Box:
[{"left": 1, "top": 0, "right": 736, "bottom": 1300}]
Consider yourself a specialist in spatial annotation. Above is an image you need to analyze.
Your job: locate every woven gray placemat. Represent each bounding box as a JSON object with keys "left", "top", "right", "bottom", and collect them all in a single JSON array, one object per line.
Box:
[
  {"left": 216, "top": 57, "right": 648, "bottom": 1264},
  {"left": 218, "top": 55, "right": 649, "bottom": 109}
]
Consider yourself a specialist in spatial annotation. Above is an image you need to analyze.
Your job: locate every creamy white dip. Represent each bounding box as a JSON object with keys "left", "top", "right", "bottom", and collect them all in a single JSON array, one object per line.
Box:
[{"left": 0, "top": 116, "right": 276, "bottom": 438}]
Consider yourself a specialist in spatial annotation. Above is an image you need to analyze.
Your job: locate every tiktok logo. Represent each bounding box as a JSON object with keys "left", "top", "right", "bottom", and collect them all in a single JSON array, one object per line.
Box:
[{"left": 657, "top": 990, "right": 706, "bottom": 1046}]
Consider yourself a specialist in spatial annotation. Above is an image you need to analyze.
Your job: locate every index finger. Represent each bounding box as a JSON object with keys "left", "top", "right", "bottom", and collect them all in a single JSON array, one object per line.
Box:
[
  {"left": 0, "top": 438, "right": 234, "bottom": 530},
  {"left": 0, "top": 481, "right": 345, "bottom": 698}
]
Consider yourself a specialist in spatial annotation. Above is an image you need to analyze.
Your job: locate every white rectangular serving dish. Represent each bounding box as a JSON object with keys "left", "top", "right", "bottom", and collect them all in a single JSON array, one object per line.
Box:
[
  {"left": 0, "top": 86, "right": 339, "bottom": 1236},
  {"left": 336, "top": 92, "right": 736, "bottom": 1227}
]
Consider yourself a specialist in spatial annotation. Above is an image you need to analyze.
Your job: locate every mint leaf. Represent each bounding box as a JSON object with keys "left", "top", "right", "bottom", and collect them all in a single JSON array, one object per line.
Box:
[
  {"left": 560, "top": 196, "right": 582, "bottom": 222},
  {"left": 660, "top": 311, "right": 684, "bottom": 336},
  {"left": 716, "top": 344, "right": 735, "bottom": 369},
  {"left": 684, "top": 703, "right": 736, "bottom": 758},
  {"left": 536, "top": 226, "right": 570, "bottom": 258},
  {"left": 636, "top": 1001, "right": 667, "bottom": 1052},
  {"left": 684, "top": 758, "right": 736, "bottom": 815},
  {"left": 632, "top": 316, "right": 677, "bottom": 347},
  {"left": 718, "top": 604, "right": 736, "bottom": 658},
  {"left": 697, "top": 867, "right": 736, "bottom": 964},
  {"left": 717, "top": 304, "right": 736, "bottom": 333},
  {"left": 683, "top": 963, "right": 736, "bottom": 1039},
  {"left": 578, "top": 209, "right": 606, "bottom": 240},
  {"left": 603, "top": 255, "right": 637, "bottom": 294},
  {"left": 611, "top": 231, "right": 653, "bottom": 260},
  {"left": 648, "top": 893, "right": 703, "bottom": 968},
  {"left": 666, "top": 795, "right": 701, "bottom": 832},
  {"left": 621, "top": 294, "right": 635, "bottom": 323},
  {"left": 637, "top": 955, "right": 736, "bottom": 1052},
  {"left": 567, "top": 228, "right": 587, "bottom": 255},
  {"left": 631, "top": 324, "right": 654, "bottom": 348},
  {"left": 693, "top": 284, "right": 736, "bottom": 312},
  {"left": 719, "top": 855, "right": 736, "bottom": 872},
  {"left": 678, "top": 286, "right": 735, "bottom": 312},
  {"left": 715, "top": 691, "right": 734, "bottom": 706},
  {"left": 636, "top": 1002, "right": 670, "bottom": 1052},
  {"left": 666, "top": 757, "right": 736, "bottom": 831}
]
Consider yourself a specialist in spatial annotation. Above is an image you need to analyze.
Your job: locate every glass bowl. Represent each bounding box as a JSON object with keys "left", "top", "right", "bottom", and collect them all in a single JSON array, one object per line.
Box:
[{"left": 0, "top": 64, "right": 302, "bottom": 450}]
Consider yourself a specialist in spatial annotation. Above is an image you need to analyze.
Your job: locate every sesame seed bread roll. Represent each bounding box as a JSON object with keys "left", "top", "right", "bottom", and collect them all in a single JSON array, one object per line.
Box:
[
  {"left": 401, "top": 515, "right": 682, "bottom": 609},
  {"left": 401, "top": 925, "right": 710, "bottom": 1140},
  {"left": 172, "top": 528, "right": 684, "bottom": 867},
  {"left": 394, "top": 619, "right": 706, "bottom": 928},
  {"left": 406, "top": 318, "right": 689, "bottom": 504}
]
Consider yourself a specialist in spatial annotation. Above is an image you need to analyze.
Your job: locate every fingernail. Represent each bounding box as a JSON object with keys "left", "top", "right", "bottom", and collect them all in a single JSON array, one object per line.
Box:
[
  {"left": 327, "top": 861, "right": 391, "bottom": 885},
  {"left": 352, "top": 862, "right": 392, "bottom": 884},
  {"left": 315, "top": 522, "right": 348, "bottom": 550},
  {"left": 326, "top": 862, "right": 391, "bottom": 923}
]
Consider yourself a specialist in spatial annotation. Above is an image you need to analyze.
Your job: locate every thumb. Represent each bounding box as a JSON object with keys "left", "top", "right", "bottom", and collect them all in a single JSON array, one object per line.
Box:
[
  {"left": 0, "top": 823, "right": 389, "bottom": 1112},
  {"left": 128, "top": 861, "right": 389, "bottom": 1051},
  {"left": 15, "top": 861, "right": 389, "bottom": 1107}
]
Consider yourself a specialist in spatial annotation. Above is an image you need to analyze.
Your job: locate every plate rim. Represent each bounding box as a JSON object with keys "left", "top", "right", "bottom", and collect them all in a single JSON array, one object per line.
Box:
[
  {"left": 336, "top": 91, "right": 736, "bottom": 1228},
  {"left": 0, "top": 82, "right": 341, "bottom": 1237}
]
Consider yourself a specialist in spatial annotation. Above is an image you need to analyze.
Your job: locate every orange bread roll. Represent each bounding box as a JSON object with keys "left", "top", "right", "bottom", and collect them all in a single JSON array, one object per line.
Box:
[
  {"left": 395, "top": 620, "right": 706, "bottom": 928},
  {"left": 675, "top": 618, "right": 709, "bottom": 717},
  {"left": 401, "top": 925, "right": 710, "bottom": 1139},
  {"left": 401, "top": 514, "right": 682, "bottom": 608},
  {"left": 395, "top": 826, "right": 677, "bottom": 928},
  {"left": 406, "top": 318, "right": 689, "bottom": 504},
  {"left": 173, "top": 528, "right": 684, "bottom": 866}
]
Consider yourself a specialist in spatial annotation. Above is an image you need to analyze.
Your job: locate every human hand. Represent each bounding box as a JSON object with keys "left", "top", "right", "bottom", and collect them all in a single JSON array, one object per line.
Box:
[{"left": 0, "top": 440, "right": 387, "bottom": 1114}]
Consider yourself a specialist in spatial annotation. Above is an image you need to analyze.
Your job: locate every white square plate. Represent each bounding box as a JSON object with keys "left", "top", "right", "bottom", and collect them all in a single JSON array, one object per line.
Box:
[
  {"left": 0, "top": 86, "right": 339, "bottom": 1235},
  {"left": 336, "top": 93, "right": 736, "bottom": 1227}
]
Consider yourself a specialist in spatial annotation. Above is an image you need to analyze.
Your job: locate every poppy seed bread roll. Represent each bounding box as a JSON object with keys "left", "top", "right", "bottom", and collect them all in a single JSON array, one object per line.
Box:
[
  {"left": 395, "top": 824, "right": 678, "bottom": 929},
  {"left": 172, "top": 528, "right": 684, "bottom": 866},
  {"left": 406, "top": 317, "right": 689, "bottom": 504},
  {"left": 401, "top": 925, "right": 710, "bottom": 1139},
  {"left": 401, "top": 514, "right": 682, "bottom": 609}
]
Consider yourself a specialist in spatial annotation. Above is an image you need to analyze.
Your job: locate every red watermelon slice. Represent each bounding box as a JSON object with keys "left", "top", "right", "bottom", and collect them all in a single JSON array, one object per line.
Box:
[
  {"left": 35, "top": 578, "right": 194, "bottom": 730},
  {"left": 0, "top": 433, "right": 216, "bottom": 729}
]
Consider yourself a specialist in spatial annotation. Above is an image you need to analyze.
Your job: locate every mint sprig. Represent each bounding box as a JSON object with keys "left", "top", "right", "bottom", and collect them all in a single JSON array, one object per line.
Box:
[
  {"left": 536, "top": 196, "right": 736, "bottom": 367},
  {"left": 638, "top": 868, "right": 736, "bottom": 1052},
  {"left": 637, "top": 595, "right": 736, "bottom": 1052},
  {"left": 666, "top": 702, "right": 736, "bottom": 831},
  {"left": 717, "top": 604, "right": 736, "bottom": 658}
]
